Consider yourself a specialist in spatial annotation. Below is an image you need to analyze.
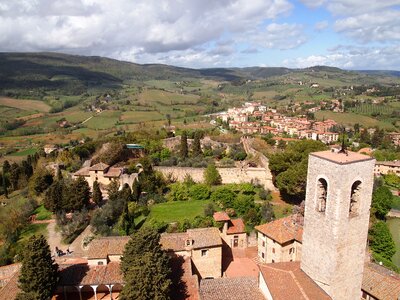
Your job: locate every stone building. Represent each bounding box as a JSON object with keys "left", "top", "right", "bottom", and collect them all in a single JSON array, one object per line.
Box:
[
  {"left": 255, "top": 215, "right": 303, "bottom": 264},
  {"left": 374, "top": 160, "right": 400, "bottom": 176},
  {"left": 213, "top": 212, "right": 247, "bottom": 248},
  {"left": 86, "top": 236, "right": 130, "bottom": 266},
  {"left": 160, "top": 227, "right": 222, "bottom": 279},
  {"left": 301, "top": 150, "right": 375, "bottom": 300}
]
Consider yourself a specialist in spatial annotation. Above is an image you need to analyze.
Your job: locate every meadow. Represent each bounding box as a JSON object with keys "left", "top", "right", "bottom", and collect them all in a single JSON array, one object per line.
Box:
[
  {"left": 0, "top": 96, "right": 51, "bottom": 112},
  {"left": 144, "top": 200, "right": 211, "bottom": 225}
]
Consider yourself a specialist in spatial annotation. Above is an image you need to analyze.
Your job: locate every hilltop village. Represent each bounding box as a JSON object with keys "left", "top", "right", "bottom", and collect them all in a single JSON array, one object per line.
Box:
[{"left": 0, "top": 119, "right": 398, "bottom": 300}]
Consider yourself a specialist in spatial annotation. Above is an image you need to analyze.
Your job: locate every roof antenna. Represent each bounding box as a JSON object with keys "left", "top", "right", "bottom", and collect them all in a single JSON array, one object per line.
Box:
[{"left": 338, "top": 127, "right": 347, "bottom": 154}]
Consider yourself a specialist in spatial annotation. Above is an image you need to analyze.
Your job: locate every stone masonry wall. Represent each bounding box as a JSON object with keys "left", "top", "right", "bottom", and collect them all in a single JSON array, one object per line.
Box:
[
  {"left": 154, "top": 166, "right": 275, "bottom": 190},
  {"left": 301, "top": 154, "right": 375, "bottom": 300}
]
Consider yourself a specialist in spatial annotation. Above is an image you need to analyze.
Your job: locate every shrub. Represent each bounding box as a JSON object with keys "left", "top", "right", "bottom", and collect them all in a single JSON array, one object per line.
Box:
[{"left": 189, "top": 184, "right": 211, "bottom": 201}]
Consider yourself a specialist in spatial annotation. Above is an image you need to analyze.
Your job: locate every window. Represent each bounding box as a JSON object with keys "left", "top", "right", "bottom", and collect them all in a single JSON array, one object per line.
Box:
[
  {"left": 316, "top": 178, "right": 328, "bottom": 213},
  {"left": 349, "top": 180, "right": 362, "bottom": 217},
  {"left": 261, "top": 252, "right": 265, "bottom": 259},
  {"left": 262, "top": 241, "right": 265, "bottom": 247},
  {"left": 272, "top": 259, "right": 275, "bottom": 263},
  {"left": 109, "top": 178, "right": 111, "bottom": 181},
  {"left": 289, "top": 247, "right": 294, "bottom": 254},
  {"left": 95, "top": 170, "right": 98, "bottom": 174},
  {"left": 272, "top": 248, "right": 275, "bottom": 254},
  {"left": 201, "top": 249, "right": 208, "bottom": 257},
  {"left": 186, "top": 239, "right": 192, "bottom": 246},
  {"left": 98, "top": 261, "right": 104, "bottom": 265}
]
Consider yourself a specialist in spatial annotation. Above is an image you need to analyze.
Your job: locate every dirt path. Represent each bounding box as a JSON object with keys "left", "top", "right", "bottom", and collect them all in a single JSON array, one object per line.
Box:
[{"left": 46, "top": 220, "right": 67, "bottom": 256}]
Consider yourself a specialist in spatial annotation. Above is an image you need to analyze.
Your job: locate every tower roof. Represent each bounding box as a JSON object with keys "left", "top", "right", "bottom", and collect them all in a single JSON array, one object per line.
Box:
[{"left": 310, "top": 150, "right": 374, "bottom": 165}]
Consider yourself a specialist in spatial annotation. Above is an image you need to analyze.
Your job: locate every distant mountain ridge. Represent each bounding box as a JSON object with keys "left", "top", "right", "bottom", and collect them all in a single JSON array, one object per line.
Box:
[{"left": 0, "top": 52, "right": 399, "bottom": 97}]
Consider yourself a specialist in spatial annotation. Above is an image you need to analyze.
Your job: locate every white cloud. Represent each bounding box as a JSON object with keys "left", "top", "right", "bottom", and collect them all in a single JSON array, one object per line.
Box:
[
  {"left": 300, "top": 0, "right": 326, "bottom": 9},
  {"left": 283, "top": 45, "right": 400, "bottom": 70},
  {"left": 0, "top": 0, "right": 293, "bottom": 63},
  {"left": 250, "top": 23, "right": 307, "bottom": 50},
  {"left": 325, "top": 0, "right": 400, "bottom": 16},
  {"left": 315, "top": 21, "right": 328, "bottom": 31}
]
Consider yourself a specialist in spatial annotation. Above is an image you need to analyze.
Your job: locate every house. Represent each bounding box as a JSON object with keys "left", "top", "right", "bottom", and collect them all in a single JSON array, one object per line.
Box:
[
  {"left": 255, "top": 215, "right": 303, "bottom": 264},
  {"left": 74, "top": 162, "right": 138, "bottom": 192},
  {"left": 160, "top": 227, "right": 222, "bottom": 279},
  {"left": 44, "top": 144, "right": 58, "bottom": 154},
  {"left": 87, "top": 236, "right": 130, "bottom": 266},
  {"left": 213, "top": 212, "right": 247, "bottom": 248},
  {"left": 374, "top": 161, "right": 400, "bottom": 176}
]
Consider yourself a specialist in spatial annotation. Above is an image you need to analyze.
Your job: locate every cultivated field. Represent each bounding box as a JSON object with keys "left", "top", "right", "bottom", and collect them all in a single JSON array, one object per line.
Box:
[
  {"left": 315, "top": 111, "right": 395, "bottom": 129},
  {"left": 0, "top": 97, "right": 51, "bottom": 112}
]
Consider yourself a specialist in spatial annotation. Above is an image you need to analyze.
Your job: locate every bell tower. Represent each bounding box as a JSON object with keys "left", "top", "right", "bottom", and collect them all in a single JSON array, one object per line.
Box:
[{"left": 300, "top": 149, "right": 375, "bottom": 300}]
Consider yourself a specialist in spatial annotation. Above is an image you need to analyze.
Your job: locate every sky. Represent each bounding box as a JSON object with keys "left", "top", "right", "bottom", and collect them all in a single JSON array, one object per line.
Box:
[{"left": 1, "top": 0, "right": 400, "bottom": 70}]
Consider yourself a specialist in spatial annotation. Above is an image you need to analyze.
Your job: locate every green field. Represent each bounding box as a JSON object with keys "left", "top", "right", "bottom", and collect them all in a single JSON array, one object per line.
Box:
[
  {"left": 33, "top": 205, "right": 52, "bottom": 220},
  {"left": 120, "top": 111, "right": 164, "bottom": 123},
  {"left": 145, "top": 200, "right": 211, "bottom": 224},
  {"left": 315, "top": 111, "right": 395, "bottom": 129},
  {"left": 9, "top": 148, "right": 38, "bottom": 157},
  {"left": 351, "top": 104, "right": 394, "bottom": 115},
  {"left": 139, "top": 89, "right": 199, "bottom": 105},
  {"left": 85, "top": 111, "right": 121, "bottom": 129}
]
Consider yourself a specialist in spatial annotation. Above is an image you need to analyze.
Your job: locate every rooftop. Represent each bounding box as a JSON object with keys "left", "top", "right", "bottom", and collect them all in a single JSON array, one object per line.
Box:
[
  {"left": 161, "top": 228, "right": 222, "bottom": 252},
  {"left": 259, "top": 262, "right": 331, "bottom": 300},
  {"left": 362, "top": 262, "right": 400, "bottom": 300},
  {"left": 59, "top": 262, "right": 123, "bottom": 286},
  {"left": 103, "top": 167, "right": 123, "bottom": 178},
  {"left": 74, "top": 166, "right": 90, "bottom": 177},
  {"left": 376, "top": 161, "right": 400, "bottom": 167},
  {"left": 199, "top": 277, "right": 265, "bottom": 300},
  {"left": 87, "top": 236, "right": 130, "bottom": 259},
  {"left": 255, "top": 215, "right": 303, "bottom": 244},
  {"left": 310, "top": 150, "right": 374, "bottom": 165},
  {"left": 89, "top": 162, "right": 110, "bottom": 171},
  {"left": 227, "top": 219, "right": 246, "bottom": 235},
  {"left": 187, "top": 228, "right": 222, "bottom": 249},
  {"left": 213, "top": 211, "right": 231, "bottom": 222}
]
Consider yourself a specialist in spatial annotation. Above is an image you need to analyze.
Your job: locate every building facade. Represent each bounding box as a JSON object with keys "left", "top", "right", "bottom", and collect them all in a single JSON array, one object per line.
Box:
[{"left": 301, "top": 150, "right": 375, "bottom": 300}]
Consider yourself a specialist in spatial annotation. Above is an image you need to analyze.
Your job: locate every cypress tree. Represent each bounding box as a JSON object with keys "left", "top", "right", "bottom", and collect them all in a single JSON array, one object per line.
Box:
[
  {"left": 180, "top": 131, "right": 188, "bottom": 159},
  {"left": 17, "top": 235, "right": 59, "bottom": 300},
  {"left": 2, "top": 160, "right": 11, "bottom": 175},
  {"left": 92, "top": 180, "right": 103, "bottom": 206},
  {"left": 192, "top": 131, "right": 202, "bottom": 157},
  {"left": 120, "top": 228, "right": 171, "bottom": 300}
]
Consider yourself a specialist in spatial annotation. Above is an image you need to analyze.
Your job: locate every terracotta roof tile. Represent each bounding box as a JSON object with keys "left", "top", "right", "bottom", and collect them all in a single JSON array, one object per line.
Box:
[
  {"left": 0, "top": 267, "right": 20, "bottom": 300},
  {"left": 362, "top": 263, "right": 400, "bottom": 300},
  {"left": 104, "top": 167, "right": 123, "bottom": 178},
  {"left": 311, "top": 150, "right": 374, "bottom": 164},
  {"left": 259, "top": 262, "right": 331, "bottom": 300},
  {"left": 227, "top": 219, "right": 246, "bottom": 234},
  {"left": 255, "top": 215, "right": 303, "bottom": 244},
  {"left": 187, "top": 228, "right": 222, "bottom": 249},
  {"left": 59, "top": 262, "right": 123, "bottom": 286},
  {"left": 213, "top": 212, "right": 230, "bottom": 222},
  {"left": 200, "top": 277, "right": 264, "bottom": 300},
  {"left": 160, "top": 232, "right": 190, "bottom": 252},
  {"left": 87, "top": 236, "right": 130, "bottom": 259},
  {"left": 89, "top": 162, "right": 110, "bottom": 171},
  {"left": 74, "top": 167, "right": 90, "bottom": 177}
]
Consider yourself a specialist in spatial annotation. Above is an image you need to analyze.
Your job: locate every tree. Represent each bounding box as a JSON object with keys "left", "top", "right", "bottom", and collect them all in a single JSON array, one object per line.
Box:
[
  {"left": 29, "top": 167, "right": 53, "bottom": 195},
  {"left": 17, "top": 235, "right": 59, "bottom": 300},
  {"left": 369, "top": 221, "right": 396, "bottom": 261},
  {"left": 120, "top": 228, "right": 171, "bottom": 300},
  {"left": 44, "top": 180, "right": 64, "bottom": 212},
  {"left": 65, "top": 177, "right": 90, "bottom": 211},
  {"left": 260, "top": 202, "right": 275, "bottom": 222},
  {"left": 192, "top": 131, "right": 202, "bottom": 157},
  {"left": 189, "top": 184, "right": 210, "bottom": 201},
  {"left": 210, "top": 186, "right": 236, "bottom": 208},
  {"left": 9, "top": 162, "right": 20, "bottom": 191},
  {"left": 180, "top": 131, "right": 188, "bottom": 159},
  {"left": 92, "top": 181, "right": 103, "bottom": 206},
  {"left": 204, "top": 164, "right": 222, "bottom": 186},
  {"left": 372, "top": 186, "right": 393, "bottom": 219},
  {"left": 2, "top": 160, "right": 11, "bottom": 175}
]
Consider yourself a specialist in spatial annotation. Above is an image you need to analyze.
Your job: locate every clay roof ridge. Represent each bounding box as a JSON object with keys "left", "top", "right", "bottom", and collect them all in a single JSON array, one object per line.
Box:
[{"left": 289, "top": 271, "right": 310, "bottom": 300}]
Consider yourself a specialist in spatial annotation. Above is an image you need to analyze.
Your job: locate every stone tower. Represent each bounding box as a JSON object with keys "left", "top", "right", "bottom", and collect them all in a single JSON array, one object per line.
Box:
[{"left": 300, "top": 150, "right": 375, "bottom": 300}]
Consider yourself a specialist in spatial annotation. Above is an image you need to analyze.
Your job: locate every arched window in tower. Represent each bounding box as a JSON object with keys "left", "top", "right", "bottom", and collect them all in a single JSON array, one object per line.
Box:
[
  {"left": 316, "top": 178, "right": 328, "bottom": 213},
  {"left": 349, "top": 180, "right": 362, "bottom": 217}
]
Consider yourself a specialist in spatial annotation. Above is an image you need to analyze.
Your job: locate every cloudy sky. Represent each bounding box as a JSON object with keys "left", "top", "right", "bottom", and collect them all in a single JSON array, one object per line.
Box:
[{"left": 1, "top": 0, "right": 400, "bottom": 69}]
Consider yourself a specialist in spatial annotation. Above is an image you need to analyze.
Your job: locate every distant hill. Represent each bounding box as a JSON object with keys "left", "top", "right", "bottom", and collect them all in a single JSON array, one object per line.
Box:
[
  {"left": 357, "top": 70, "right": 400, "bottom": 77},
  {"left": 1, "top": 52, "right": 399, "bottom": 98}
]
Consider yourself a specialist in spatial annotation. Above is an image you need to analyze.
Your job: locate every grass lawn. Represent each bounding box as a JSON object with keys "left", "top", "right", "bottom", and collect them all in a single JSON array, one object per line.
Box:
[
  {"left": 18, "top": 223, "right": 48, "bottom": 244},
  {"left": 33, "top": 205, "right": 52, "bottom": 220},
  {"left": 85, "top": 110, "right": 121, "bottom": 129},
  {"left": 391, "top": 195, "right": 400, "bottom": 210},
  {"left": 145, "top": 200, "right": 211, "bottom": 225},
  {"left": 9, "top": 147, "right": 38, "bottom": 157},
  {"left": 120, "top": 111, "right": 164, "bottom": 123}
]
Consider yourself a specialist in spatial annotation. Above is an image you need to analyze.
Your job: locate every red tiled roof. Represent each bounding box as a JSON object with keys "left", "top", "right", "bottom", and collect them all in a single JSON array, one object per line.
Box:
[
  {"left": 259, "top": 262, "right": 331, "bottom": 300},
  {"left": 89, "top": 162, "right": 110, "bottom": 171},
  {"left": 104, "top": 167, "right": 123, "bottom": 178},
  {"left": 160, "top": 232, "right": 190, "bottom": 252},
  {"left": 87, "top": 236, "right": 130, "bottom": 259},
  {"left": 161, "top": 228, "right": 222, "bottom": 252},
  {"left": 362, "top": 263, "right": 400, "bottom": 300},
  {"left": 0, "top": 265, "right": 20, "bottom": 300},
  {"left": 58, "top": 262, "right": 123, "bottom": 286},
  {"left": 213, "top": 212, "right": 230, "bottom": 222},
  {"left": 74, "top": 167, "right": 90, "bottom": 177},
  {"left": 227, "top": 218, "right": 245, "bottom": 234},
  {"left": 255, "top": 215, "right": 303, "bottom": 244},
  {"left": 200, "top": 277, "right": 264, "bottom": 300},
  {"left": 311, "top": 150, "right": 374, "bottom": 164}
]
